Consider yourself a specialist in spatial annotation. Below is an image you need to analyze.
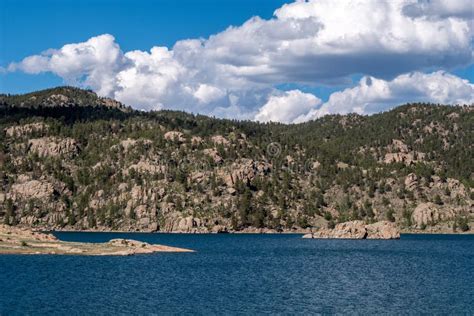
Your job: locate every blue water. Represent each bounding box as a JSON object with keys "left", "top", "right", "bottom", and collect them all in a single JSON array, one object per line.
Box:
[{"left": 1, "top": 233, "right": 473, "bottom": 315}]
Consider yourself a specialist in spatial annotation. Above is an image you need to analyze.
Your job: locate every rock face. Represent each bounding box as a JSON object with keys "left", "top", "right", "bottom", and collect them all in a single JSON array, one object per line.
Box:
[
  {"left": 164, "top": 131, "right": 185, "bottom": 142},
  {"left": 28, "top": 137, "right": 79, "bottom": 157},
  {"left": 384, "top": 152, "right": 416, "bottom": 165},
  {"left": 365, "top": 221, "right": 401, "bottom": 239},
  {"left": 383, "top": 139, "right": 425, "bottom": 165},
  {"left": 221, "top": 159, "right": 271, "bottom": 187},
  {"left": 5, "top": 122, "right": 49, "bottom": 137},
  {"left": 127, "top": 160, "right": 165, "bottom": 175},
  {"left": 11, "top": 179, "right": 54, "bottom": 200},
  {"left": 303, "top": 221, "right": 400, "bottom": 239},
  {"left": 412, "top": 203, "right": 439, "bottom": 227},
  {"left": 101, "top": 97, "right": 124, "bottom": 109},
  {"left": 191, "top": 136, "right": 203, "bottom": 145},
  {"left": 163, "top": 216, "right": 208, "bottom": 233},
  {"left": 411, "top": 202, "right": 455, "bottom": 228},
  {"left": 119, "top": 138, "right": 152, "bottom": 152},
  {"left": 404, "top": 173, "right": 418, "bottom": 191},
  {"left": 120, "top": 138, "right": 137, "bottom": 151},
  {"left": 211, "top": 135, "right": 230, "bottom": 146},
  {"left": 203, "top": 148, "right": 223, "bottom": 164}
]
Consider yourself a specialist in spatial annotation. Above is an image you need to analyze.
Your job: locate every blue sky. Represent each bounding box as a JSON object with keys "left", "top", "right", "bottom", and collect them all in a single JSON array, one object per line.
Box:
[
  {"left": 1, "top": 0, "right": 473, "bottom": 123},
  {"left": 1, "top": 0, "right": 293, "bottom": 93}
]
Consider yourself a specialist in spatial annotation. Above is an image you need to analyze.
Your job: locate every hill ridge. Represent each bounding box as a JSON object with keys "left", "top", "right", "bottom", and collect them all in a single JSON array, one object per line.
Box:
[{"left": 0, "top": 87, "right": 472, "bottom": 233}]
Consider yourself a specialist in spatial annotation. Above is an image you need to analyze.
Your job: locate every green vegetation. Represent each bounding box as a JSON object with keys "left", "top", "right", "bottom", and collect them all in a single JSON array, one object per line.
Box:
[{"left": 0, "top": 87, "right": 472, "bottom": 232}]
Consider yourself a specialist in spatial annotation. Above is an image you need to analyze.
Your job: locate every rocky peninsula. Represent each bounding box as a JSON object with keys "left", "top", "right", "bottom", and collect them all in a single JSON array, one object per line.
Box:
[
  {"left": 302, "top": 221, "right": 400, "bottom": 239},
  {"left": 0, "top": 225, "right": 193, "bottom": 255}
]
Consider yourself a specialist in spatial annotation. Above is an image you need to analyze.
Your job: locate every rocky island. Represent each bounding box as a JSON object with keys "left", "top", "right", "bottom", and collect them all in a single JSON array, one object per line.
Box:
[
  {"left": 0, "top": 225, "right": 193, "bottom": 255},
  {"left": 302, "top": 221, "right": 400, "bottom": 239}
]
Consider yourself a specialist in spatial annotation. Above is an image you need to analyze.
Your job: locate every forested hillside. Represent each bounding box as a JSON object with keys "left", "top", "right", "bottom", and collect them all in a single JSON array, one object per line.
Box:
[{"left": 1, "top": 87, "right": 472, "bottom": 233}]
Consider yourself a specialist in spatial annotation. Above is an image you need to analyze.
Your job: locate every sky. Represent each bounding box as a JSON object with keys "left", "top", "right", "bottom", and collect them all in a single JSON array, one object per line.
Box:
[{"left": 1, "top": 0, "right": 473, "bottom": 123}]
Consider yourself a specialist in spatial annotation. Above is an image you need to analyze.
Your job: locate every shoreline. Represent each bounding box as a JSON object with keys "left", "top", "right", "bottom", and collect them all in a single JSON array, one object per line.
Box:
[
  {"left": 0, "top": 225, "right": 195, "bottom": 256},
  {"left": 47, "top": 229, "right": 474, "bottom": 235},
  {"left": 6, "top": 224, "right": 473, "bottom": 236}
]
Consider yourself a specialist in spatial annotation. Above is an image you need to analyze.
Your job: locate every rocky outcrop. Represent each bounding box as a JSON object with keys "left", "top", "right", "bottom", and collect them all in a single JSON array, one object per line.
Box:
[
  {"left": 384, "top": 152, "right": 415, "bottom": 165},
  {"left": 101, "top": 97, "right": 124, "bottom": 109},
  {"left": 10, "top": 178, "right": 54, "bottom": 200},
  {"left": 390, "top": 139, "right": 409, "bottom": 152},
  {"left": 127, "top": 160, "right": 165, "bottom": 175},
  {"left": 106, "top": 239, "right": 192, "bottom": 254},
  {"left": 119, "top": 138, "right": 152, "bottom": 152},
  {"left": 0, "top": 224, "right": 57, "bottom": 242},
  {"left": 211, "top": 135, "right": 230, "bottom": 146},
  {"left": 305, "top": 221, "right": 367, "bottom": 239},
  {"left": 384, "top": 139, "right": 425, "bottom": 165},
  {"left": 0, "top": 225, "right": 193, "bottom": 255},
  {"left": 164, "top": 131, "right": 185, "bottom": 142},
  {"left": 446, "top": 178, "right": 468, "bottom": 197},
  {"left": 366, "top": 221, "right": 401, "bottom": 239},
  {"left": 5, "top": 122, "right": 49, "bottom": 137},
  {"left": 237, "top": 227, "right": 280, "bottom": 234},
  {"left": 120, "top": 138, "right": 137, "bottom": 151},
  {"left": 221, "top": 159, "right": 271, "bottom": 187},
  {"left": 303, "top": 221, "right": 400, "bottom": 239},
  {"left": 28, "top": 137, "right": 79, "bottom": 157},
  {"left": 191, "top": 136, "right": 203, "bottom": 145},
  {"left": 47, "top": 94, "right": 70, "bottom": 105},
  {"left": 203, "top": 148, "right": 223, "bottom": 164},
  {"left": 336, "top": 162, "right": 349, "bottom": 169},
  {"left": 405, "top": 173, "right": 418, "bottom": 191},
  {"left": 163, "top": 216, "right": 208, "bottom": 233},
  {"left": 411, "top": 202, "right": 455, "bottom": 228}
]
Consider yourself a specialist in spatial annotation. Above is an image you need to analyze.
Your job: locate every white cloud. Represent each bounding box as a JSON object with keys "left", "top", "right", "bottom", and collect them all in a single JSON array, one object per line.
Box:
[
  {"left": 302, "top": 71, "right": 474, "bottom": 120},
  {"left": 402, "top": 0, "right": 474, "bottom": 20},
  {"left": 255, "top": 90, "right": 321, "bottom": 123},
  {"left": 193, "top": 84, "right": 226, "bottom": 104},
  {"left": 10, "top": 34, "right": 124, "bottom": 97},
  {"left": 8, "top": 55, "right": 50, "bottom": 74},
  {"left": 7, "top": 0, "right": 474, "bottom": 122},
  {"left": 113, "top": 47, "right": 187, "bottom": 111}
]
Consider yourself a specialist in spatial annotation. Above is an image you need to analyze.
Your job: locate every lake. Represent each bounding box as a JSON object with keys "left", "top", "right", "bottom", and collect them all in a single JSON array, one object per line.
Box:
[{"left": 1, "top": 233, "right": 473, "bottom": 315}]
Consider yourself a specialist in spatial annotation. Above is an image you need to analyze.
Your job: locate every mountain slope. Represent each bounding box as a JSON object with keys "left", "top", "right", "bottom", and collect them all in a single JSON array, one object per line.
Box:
[
  {"left": 0, "top": 87, "right": 473, "bottom": 233},
  {"left": 1, "top": 86, "right": 129, "bottom": 111}
]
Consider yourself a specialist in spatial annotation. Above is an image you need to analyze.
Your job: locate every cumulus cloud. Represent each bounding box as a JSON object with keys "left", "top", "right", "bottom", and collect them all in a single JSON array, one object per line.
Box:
[
  {"left": 7, "top": 0, "right": 474, "bottom": 122},
  {"left": 301, "top": 71, "right": 474, "bottom": 121},
  {"left": 402, "top": 0, "right": 474, "bottom": 20},
  {"left": 255, "top": 90, "right": 321, "bottom": 123},
  {"left": 193, "top": 84, "right": 226, "bottom": 104},
  {"left": 10, "top": 34, "right": 124, "bottom": 96}
]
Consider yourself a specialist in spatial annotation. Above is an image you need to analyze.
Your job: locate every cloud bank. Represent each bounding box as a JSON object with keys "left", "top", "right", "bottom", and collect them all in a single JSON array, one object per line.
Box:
[
  {"left": 8, "top": 0, "right": 474, "bottom": 123},
  {"left": 300, "top": 71, "right": 474, "bottom": 121}
]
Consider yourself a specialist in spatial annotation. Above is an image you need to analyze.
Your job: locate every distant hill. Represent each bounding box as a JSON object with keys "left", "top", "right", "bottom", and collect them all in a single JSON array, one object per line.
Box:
[
  {"left": 0, "top": 86, "right": 130, "bottom": 111},
  {"left": 0, "top": 87, "right": 472, "bottom": 233}
]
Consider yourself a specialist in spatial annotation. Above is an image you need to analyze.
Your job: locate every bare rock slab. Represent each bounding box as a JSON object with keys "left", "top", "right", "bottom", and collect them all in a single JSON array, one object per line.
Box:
[
  {"left": 303, "top": 221, "right": 400, "bottom": 240},
  {"left": 0, "top": 225, "right": 194, "bottom": 255}
]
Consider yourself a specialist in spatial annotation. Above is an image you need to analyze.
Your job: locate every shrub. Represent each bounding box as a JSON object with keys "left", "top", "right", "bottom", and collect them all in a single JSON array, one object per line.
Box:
[{"left": 457, "top": 217, "right": 469, "bottom": 232}]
